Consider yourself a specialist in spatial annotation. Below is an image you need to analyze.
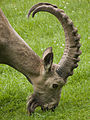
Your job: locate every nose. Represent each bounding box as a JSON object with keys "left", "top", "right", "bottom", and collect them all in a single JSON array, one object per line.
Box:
[
  {"left": 41, "top": 103, "right": 58, "bottom": 112},
  {"left": 51, "top": 103, "right": 59, "bottom": 112}
]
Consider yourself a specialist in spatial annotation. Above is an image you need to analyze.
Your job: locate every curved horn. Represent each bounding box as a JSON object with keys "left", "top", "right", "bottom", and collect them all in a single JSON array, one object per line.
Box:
[
  {"left": 28, "top": 4, "right": 81, "bottom": 80},
  {"left": 28, "top": 2, "right": 57, "bottom": 17}
]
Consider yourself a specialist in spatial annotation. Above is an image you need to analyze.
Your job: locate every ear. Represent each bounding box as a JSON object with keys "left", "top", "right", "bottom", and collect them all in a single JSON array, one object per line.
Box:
[{"left": 42, "top": 47, "right": 53, "bottom": 72}]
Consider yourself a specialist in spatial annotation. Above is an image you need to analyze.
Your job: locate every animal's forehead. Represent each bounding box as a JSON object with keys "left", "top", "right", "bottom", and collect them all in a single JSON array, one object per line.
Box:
[
  {"left": 43, "top": 71, "right": 57, "bottom": 80},
  {"left": 45, "top": 72, "right": 65, "bottom": 87},
  {"left": 45, "top": 73, "right": 61, "bottom": 83}
]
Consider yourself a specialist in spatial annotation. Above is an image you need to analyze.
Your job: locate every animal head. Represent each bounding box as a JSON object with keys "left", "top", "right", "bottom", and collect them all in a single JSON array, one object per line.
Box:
[
  {"left": 27, "top": 3, "right": 81, "bottom": 114},
  {"left": 0, "top": 3, "right": 81, "bottom": 115},
  {"left": 27, "top": 47, "right": 65, "bottom": 114}
]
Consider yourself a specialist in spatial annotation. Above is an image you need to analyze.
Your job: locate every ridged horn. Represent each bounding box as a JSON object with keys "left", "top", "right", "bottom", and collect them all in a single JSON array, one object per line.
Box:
[
  {"left": 28, "top": 2, "right": 57, "bottom": 17},
  {"left": 28, "top": 3, "right": 82, "bottom": 80}
]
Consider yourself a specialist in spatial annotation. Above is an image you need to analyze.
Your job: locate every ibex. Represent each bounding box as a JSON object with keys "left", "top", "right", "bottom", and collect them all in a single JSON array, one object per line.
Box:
[{"left": 0, "top": 3, "right": 81, "bottom": 115}]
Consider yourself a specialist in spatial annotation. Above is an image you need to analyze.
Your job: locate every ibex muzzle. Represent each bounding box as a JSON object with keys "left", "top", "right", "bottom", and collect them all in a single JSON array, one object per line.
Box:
[{"left": 0, "top": 3, "right": 81, "bottom": 115}]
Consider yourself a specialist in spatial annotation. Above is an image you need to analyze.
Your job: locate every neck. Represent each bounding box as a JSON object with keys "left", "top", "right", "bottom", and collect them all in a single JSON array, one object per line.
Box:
[{"left": 0, "top": 9, "right": 41, "bottom": 80}]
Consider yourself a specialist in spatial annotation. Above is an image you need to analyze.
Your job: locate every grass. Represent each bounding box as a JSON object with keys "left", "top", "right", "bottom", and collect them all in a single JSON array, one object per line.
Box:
[{"left": 0, "top": 0, "right": 90, "bottom": 120}]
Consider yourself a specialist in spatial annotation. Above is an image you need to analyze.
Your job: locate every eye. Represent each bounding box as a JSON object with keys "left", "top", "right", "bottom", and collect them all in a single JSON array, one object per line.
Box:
[{"left": 53, "top": 84, "right": 58, "bottom": 88}]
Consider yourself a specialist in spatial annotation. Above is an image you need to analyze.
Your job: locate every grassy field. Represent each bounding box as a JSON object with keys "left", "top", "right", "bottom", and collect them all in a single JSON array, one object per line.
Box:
[{"left": 0, "top": 0, "right": 89, "bottom": 120}]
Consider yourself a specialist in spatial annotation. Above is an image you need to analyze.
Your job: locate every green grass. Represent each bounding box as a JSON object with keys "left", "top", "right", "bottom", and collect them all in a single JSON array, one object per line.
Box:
[{"left": 0, "top": 0, "right": 90, "bottom": 120}]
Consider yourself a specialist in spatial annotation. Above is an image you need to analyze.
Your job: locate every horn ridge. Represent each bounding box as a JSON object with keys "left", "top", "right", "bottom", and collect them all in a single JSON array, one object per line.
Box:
[
  {"left": 28, "top": 3, "right": 81, "bottom": 80},
  {"left": 28, "top": 3, "right": 57, "bottom": 18}
]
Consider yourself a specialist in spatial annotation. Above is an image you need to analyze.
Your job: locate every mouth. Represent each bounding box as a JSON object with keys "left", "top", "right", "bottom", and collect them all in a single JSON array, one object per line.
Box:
[
  {"left": 27, "top": 95, "right": 58, "bottom": 115},
  {"left": 27, "top": 95, "right": 40, "bottom": 115},
  {"left": 41, "top": 104, "right": 58, "bottom": 112}
]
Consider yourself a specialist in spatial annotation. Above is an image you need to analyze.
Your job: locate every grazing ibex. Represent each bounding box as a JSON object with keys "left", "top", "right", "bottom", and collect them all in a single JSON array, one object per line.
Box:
[{"left": 0, "top": 3, "right": 81, "bottom": 115}]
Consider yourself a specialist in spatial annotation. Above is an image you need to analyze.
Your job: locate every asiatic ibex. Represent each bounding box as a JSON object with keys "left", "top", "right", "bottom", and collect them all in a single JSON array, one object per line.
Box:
[{"left": 0, "top": 3, "right": 81, "bottom": 115}]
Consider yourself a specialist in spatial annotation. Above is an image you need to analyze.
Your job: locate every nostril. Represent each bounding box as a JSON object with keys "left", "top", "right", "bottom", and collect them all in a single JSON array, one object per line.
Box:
[
  {"left": 51, "top": 104, "right": 58, "bottom": 112},
  {"left": 46, "top": 107, "right": 49, "bottom": 111},
  {"left": 41, "top": 104, "right": 58, "bottom": 112},
  {"left": 41, "top": 107, "right": 44, "bottom": 111},
  {"left": 41, "top": 106, "right": 48, "bottom": 111},
  {"left": 51, "top": 107, "right": 55, "bottom": 112},
  {"left": 51, "top": 106, "right": 56, "bottom": 112},
  {"left": 54, "top": 106, "right": 56, "bottom": 109}
]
